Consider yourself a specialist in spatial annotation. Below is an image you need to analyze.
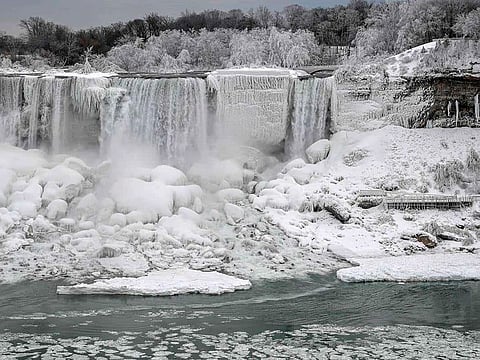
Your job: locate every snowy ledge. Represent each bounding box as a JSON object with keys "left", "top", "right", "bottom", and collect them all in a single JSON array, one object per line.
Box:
[
  {"left": 337, "top": 254, "right": 480, "bottom": 283},
  {"left": 57, "top": 269, "right": 251, "bottom": 296}
]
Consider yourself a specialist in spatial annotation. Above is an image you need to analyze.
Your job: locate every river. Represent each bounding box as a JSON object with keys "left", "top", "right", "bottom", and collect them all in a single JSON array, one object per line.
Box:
[{"left": 1, "top": 274, "right": 480, "bottom": 358}]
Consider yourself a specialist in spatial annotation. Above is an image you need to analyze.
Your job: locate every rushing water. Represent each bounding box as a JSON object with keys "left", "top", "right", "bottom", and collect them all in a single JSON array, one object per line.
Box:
[{"left": 1, "top": 275, "right": 480, "bottom": 359}]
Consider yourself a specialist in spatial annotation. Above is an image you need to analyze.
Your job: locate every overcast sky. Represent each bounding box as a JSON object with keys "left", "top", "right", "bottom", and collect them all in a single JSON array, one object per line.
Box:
[{"left": 0, "top": 0, "right": 351, "bottom": 35}]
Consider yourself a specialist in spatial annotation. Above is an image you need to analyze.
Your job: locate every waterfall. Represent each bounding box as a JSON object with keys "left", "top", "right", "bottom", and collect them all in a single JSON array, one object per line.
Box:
[
  {"left": 0, "top": 76, "right": 23, "bottom": 144},
  {"left": 107, "top": 77, "right": 208, "bottom": 162},
  {"left": 207, "top": 70, "right": 295, "bottom": 150},
  {"left": 0, "top": 71, "right": 335, "bottom": 161},
  {"left": 287, "top": 77, "right": 334, "bottom": 157}
]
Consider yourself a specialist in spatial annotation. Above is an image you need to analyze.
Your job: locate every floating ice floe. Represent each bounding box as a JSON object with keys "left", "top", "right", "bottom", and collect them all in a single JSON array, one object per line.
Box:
[
  {"left": 337, "top": 253, "right": 480, "bottom": 283},
  {"left": 57, "top": 269, "right": 251, "bottom": 295}
]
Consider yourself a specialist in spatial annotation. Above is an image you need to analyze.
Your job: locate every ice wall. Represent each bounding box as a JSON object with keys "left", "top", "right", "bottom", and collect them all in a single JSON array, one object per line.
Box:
[
  {"left": 207, "top": 69, "right": 295, "bottom": 150},
  {"left": 287, "top": 77, "right": 334, "bottom": 157},
  {"left": 0, "top": 71, "right": 335, "bottom": 161},
  {"left": 0, "top": 76, "right": 23, "bottom": 144},
  {"left": 108, "top": 77, "right": 208, "bottom": 162}
]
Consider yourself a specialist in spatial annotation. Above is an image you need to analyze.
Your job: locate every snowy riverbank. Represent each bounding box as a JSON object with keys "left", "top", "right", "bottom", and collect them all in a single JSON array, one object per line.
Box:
[{"left": 0, "top": 125, "right": 479, "bottom": 288}]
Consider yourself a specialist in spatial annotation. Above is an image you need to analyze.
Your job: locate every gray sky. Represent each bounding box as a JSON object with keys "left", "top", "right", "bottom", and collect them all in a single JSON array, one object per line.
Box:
[{"left": 0, "top": 0, "right": 350, "bottom": 35}]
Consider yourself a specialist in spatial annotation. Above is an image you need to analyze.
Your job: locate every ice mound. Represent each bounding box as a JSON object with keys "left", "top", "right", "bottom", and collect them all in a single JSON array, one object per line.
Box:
[
  {"left": 56, "top": 268, "right": 251, "bottom": 295},
  {"left": 109, "top": 178, "right": 174, "bottom": 218},
  {"left": 337, "top": 254, "right": 480, "bottom": 283}
]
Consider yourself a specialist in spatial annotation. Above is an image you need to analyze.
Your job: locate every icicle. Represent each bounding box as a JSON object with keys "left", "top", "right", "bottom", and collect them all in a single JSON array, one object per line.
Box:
[
  {"left": 475, "top": 94, "right": 479, "bottom": 122},
  {"left": 455, "top": 100, "right": 459, "bottom": 127}
]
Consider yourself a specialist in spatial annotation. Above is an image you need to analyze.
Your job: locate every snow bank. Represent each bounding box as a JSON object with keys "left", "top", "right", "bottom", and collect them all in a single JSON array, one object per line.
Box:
[
  {"left": 337, "top": 254, "right": 480, "bottom": 282},
  {"left": 56, "top": 269, "right": 251, "bottom": 295}
]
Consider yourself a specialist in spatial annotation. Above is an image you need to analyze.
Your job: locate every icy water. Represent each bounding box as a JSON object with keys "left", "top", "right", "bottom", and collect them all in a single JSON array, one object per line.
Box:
[{"left": 1, "top": 274, "right": 480, "bottom": 359}]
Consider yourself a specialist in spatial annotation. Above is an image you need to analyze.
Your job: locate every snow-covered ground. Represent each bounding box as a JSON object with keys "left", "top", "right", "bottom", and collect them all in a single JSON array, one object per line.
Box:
[{"left": 1, "top": 124, "right": 479, "bottom": 289}]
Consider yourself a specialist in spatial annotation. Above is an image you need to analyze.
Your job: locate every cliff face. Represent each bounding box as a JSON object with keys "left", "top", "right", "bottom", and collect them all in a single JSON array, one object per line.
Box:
[{"left": 332, "top": 74, "right": 480, "bottom": 132}]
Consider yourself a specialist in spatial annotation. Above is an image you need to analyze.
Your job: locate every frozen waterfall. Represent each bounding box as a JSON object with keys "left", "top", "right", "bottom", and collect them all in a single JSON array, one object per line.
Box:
[
  {"left": 107, "top": 77, "right": 208, "bottom": 162},
  {"left": 207, "top": 69, "right": 295, "bottom": 150},
  {"left": 0, "top": 71, "right": 336, "bottom": 162},
  {"left": 287, "top": 77, "right": 334, "bottom": 157}
]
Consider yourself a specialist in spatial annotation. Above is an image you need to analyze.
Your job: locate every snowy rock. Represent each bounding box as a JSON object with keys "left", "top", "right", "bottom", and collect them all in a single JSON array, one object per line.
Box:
[
  {"left": 306, "top": 139, "right": 330, "bottom": 164},
  {"left": 281, "top": 158, "right": 306, "bottom": 174},
  {"left": 58, "top": 218, "right": 76, "bottom": 231},
  {"left": 57, "top": 269, "right": 251, "bottom": 296},
  {"left": 324, "top": 196, "right": 351, "bottom": 223},
  {"left": 178, "top": 207, "right": 203, "bottom": 225},
  {"left": 224, "top": 203, "right": 245, "bottom": 223},
  {"left": 169, "top": 184, "right": 203, "bottom": 210},
  {"left": 46, "top": 199, "right": 68, "bottom": 220},
  {"left": 151, "top": 165, "right": 187, "bottom": 185},
  {"left": 109, "top": 213, "right": 127, "bottom": 227},
  {"left": 42, "top": 181, "right": 63, "bottom": 204},
  {"left": 78, "top": 220, "right": 95, "bottom": 230},
  {"left": 8, "top": 200, "right": 37, "bottom": 219},
  {"left": 126, "top": 210, "right": 158, "bottom": 224},
  {"left": 110, "top": 178, "right": 173, "bottom": 218},
  {"left": 76, "top": 193, "right": 98, "bottom": 219},
  {"left": 39, "top": 165, "right": 84, "bottom": 187},
  {"left": 216, "top": 188, "right": 245, "bottom": 203}
]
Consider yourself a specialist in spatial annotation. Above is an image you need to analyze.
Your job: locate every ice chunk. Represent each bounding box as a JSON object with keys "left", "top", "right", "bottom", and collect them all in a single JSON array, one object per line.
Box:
[
  {"left": 57, "top": 268, "right": 251, "bottom": 295},
  {"left": 337, "top": 254, "right": 480, "bottom": 282}
]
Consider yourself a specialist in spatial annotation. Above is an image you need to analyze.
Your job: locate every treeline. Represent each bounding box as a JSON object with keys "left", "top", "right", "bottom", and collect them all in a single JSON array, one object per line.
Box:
[
  {"left": 1, "top": 0, "right": 480, "bottom": 70},
  {"left": 355, "top": 0, "right": 480, "bottom": 57},
  {"left": 0, "top": 1, "right": 370, "bottom": 66}
]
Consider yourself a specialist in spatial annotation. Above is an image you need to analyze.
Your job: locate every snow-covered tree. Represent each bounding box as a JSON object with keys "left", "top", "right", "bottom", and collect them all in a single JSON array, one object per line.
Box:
[{"left": 454, "top": 8, "right": 480, "bottom": 38}]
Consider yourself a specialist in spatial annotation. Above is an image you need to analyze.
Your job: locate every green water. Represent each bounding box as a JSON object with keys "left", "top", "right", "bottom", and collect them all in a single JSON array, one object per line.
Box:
[{"left": 1, "top": 274, "right": 480, "bottom": 358}]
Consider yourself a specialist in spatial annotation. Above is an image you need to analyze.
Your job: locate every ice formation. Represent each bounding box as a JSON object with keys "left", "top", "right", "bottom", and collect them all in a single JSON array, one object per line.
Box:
[
  {"left": 56, "top": 268, "right": 251, "bottom": 295},
  {"left": 287, "top": 77, "right": 333, "bottom": 157}
]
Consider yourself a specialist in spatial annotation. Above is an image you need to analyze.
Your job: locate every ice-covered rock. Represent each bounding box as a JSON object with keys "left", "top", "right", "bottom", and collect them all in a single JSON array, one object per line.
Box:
[
  {"left": 151, "top": 165, "right": 187, "bottom": 185},
  {"left": 109, "top": 213, "right": 127, "bottom": 227},
  {"left": 216, "top": 188, "right": 245, "bottom": 203},
  {"left": 76, "top": 193, "right": 98, "bottom": 219},
  {"left": 110, "top": 178, "right": 173, "bottom": 218},
  {"left": 306, "top": 139, "right": 330, "bottom": 164},
  {"left": 169, "top": 184, "right": 203, "bottom": 210},
  {"left": 224, "top": 203, "right": 245, "bottom": 223},
  {"left": 57, "top": 269, "right": 251, "bottom": 295},
  {"left": 46, "top": 199, "right": 68, "bottom": 220},
  {"left": 8, "top": 200, "right": 37, "bottom": 218},
  {"left": 39, "top": 165, "right": 84, "bottom": 187}
]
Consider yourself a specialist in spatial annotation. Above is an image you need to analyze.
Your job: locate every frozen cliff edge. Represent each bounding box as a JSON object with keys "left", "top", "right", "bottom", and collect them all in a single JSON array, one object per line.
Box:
[{"left": 57, "top": 268, "right": 251, "bottom": 296}]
